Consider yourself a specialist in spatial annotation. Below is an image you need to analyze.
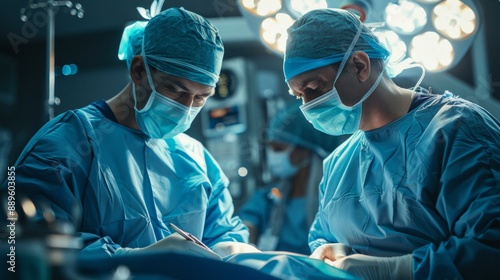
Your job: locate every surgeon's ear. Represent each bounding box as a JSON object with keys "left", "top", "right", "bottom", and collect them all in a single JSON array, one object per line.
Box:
[
  {"left": 351, "top": 51, "right": 370, "bottom": 82},
  {"left": 130, "top": 55, "right": 146, "bottom": 85}
]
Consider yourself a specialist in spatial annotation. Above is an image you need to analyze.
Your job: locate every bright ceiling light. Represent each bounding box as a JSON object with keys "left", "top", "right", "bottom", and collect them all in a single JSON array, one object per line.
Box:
[
  {"left": 240, "top": 0, "right": 282, "bottom": 17},
  {"left": 287, "top": 0, "right": 327, "bottom": 18},
  {"left": 238, "top": 0, "right": 479, "bottom": 71},
  {"left": 416, "top": 0, "right": 441, "bottom": 3},
  {"left": 260, "top": 13, "right": 295, "bottom": 53},
  {"left": 385, "top": 0, "right": 427, "bottom": 35},
  {"left": 410, "top": 31, "right": 455, "bottom": 72},
  {"left": 432, "top": 0, "right": 476, "bottom": 40},
  {"left": 374, "top": 30, "right": 407, "bottom": 63}
]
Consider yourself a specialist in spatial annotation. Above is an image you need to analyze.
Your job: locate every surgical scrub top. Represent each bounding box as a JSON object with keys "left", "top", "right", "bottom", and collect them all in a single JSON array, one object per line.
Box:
[
  {"left": 7, "top": 101, "right": 248, "bottom": 259},
  {"left": 309, "top": 91, "right": 500, "bottom": 279}
]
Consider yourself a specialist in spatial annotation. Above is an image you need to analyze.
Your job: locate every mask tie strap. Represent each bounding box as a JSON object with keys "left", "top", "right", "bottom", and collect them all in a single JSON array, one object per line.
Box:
[
  {"left": 141, "top": 38, "right": 158, "bottom": 93},
  {"left": 132, "top": 83, "right": 140, "bottom": 111},
  {"left": 132, "top": 37, "right": 159, "bottom": 113},
  {"left": 333, "top": 20, "right": 364, "bottom": 85},
  {"left": 357, "top": 68, "right": 385, "bottom": 104}
]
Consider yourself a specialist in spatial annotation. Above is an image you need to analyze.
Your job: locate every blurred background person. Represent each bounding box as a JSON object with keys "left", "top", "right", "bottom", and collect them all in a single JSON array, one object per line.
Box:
[{"left": 238, "top": 103, "right": 344, "bottom": 255}]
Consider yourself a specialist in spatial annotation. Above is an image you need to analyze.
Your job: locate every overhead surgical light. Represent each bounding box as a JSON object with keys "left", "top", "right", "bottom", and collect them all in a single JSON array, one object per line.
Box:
[
  {"left": 410, "top": 31, "right": 454, "bottom": 71},
  {"left": 417, "top": 0, "right": 441, "bottom": 3},
  {"left": 432, "top": 0, "right": 476, "bottom": 40},
  {"left": 385, "top": 1, "right": 427, "bottom": 35},
  {"left": 237, "top": 0, "right": 481, "bottom": 72},
  {"left": 241, "top": 0, "right": 282, "bottom": 16},
  {"left": 374, "top": 30, "right": 407, "bottom": 63},
  {"left": 287, "top": 0, "right": 327, "bottom": 18},
  {"left": 260, "top": 13, "right": 295, "bottom": 53}
]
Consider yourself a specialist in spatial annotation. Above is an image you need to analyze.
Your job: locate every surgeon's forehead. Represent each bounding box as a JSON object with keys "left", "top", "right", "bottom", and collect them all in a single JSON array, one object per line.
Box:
[
  {"left": 153, "top": 70, "right": 215, "bottom": 95},
  {"left": 287, "top": 65, "right": 335, "bottom": 90}
]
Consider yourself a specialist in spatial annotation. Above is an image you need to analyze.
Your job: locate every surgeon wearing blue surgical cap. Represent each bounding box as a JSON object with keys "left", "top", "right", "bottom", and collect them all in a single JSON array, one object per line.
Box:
[
  {"left": 238, "top": 104, "right": 342, "bottom": 255},
  {"left": 3, "top": 7, "right": 259, "bottom": 260},
  {"left": 284, "top": 8, "right": 500, "bottom": 280}
]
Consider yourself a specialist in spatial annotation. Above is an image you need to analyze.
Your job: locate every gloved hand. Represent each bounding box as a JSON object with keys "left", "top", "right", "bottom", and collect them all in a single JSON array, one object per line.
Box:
[
  {"left": 310, "top": 243, "right": 351, "bottom": 265},
  {"left": 212, "top": 241, "right": 261, "bottom": 257},
  {"left": 114, "top": 232, "right": 222, "bottom": 260},
  {"left": 332, "top": 253, "right": 412, "bottom": 280}
]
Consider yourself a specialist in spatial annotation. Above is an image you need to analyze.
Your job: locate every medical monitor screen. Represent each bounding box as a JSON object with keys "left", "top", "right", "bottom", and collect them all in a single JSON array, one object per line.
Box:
[{"left": 208, "top": 105, "right": 241, "bottom": 130}]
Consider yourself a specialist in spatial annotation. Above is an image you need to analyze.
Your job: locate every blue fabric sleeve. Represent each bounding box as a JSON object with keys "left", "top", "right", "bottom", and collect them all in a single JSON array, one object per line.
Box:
[
  {"left": 411, "top": 102, "right": 500, "bottom": 279},
  {"left": 3, "top": 112, "right": 124, "bottom": 259},
  {"left": 308, "top": 159, "right": 339, "bottom": 252},
  {"left": 199, "top": 148, "right": 249, "bottom": 247}
]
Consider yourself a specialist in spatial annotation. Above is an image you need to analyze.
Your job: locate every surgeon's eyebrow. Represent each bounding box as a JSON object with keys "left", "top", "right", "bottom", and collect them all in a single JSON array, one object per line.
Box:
[
  {"left": 160, "top": 75, "right": 214, "bottom": 97},
  {"left": 160, "top": 76, "right": 189, "bottom": 92},
  {"left": 289, "top": 77, "right": 324, "bottom": 95}
]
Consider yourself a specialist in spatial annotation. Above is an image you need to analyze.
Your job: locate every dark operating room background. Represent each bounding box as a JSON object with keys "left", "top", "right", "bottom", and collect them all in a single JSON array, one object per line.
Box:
[{"left": 0, "top": 0, "right": 499, "bottom": 208}]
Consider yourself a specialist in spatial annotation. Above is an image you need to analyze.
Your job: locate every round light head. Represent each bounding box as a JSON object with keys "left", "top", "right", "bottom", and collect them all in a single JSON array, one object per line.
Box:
[
  {"left": 410, "top": 31, "right": 455, "bottom": 72},
  {"left": 260, "top": 13, "right": 295, "bottom": 54},
  {"left": 287, "top": 0, "right": 327, "bottom": 18},
  {"left": 432, "top": 0, "right": 477, "bottom": 40},
  {"left": 373, "top": 30, "right": 407, "bottom": 63},
  {"left": 385, "top": 0, "right": 427, "bottom": 35},
  {"left": 416, "top": 0, "right": 441, "bottom": 3},
  {"left": 240, "top": 0, "right": 282, "bottom": 17}
]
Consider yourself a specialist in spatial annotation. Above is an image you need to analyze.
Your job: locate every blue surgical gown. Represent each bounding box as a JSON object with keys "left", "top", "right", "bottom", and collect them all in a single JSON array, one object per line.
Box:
[
  {"left": 309, "top": 93, "right": 500, "bottom": 279},
  {"left": 7, "top": 104, "right": 248, "bottom": 259}
]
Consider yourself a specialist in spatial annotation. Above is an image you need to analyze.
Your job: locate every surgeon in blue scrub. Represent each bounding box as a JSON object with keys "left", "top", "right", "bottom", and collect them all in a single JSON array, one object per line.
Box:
[
  {"left": 238, "top": 104, "right": 341, "bottom": 255},
  {"left": 283, "top": 8, "right": 500, "bottom": 280},
  {"left": 4, "top": 7, "right": 258, "bottom": 260}
]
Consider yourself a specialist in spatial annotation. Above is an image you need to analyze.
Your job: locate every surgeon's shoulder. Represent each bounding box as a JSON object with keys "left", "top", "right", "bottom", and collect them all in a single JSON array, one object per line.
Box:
[
  {"left": 42, "top": 104, "right": 103, "bottom": 127},
  {"left": 13, "top": 106, "right": 98, "bottom": 161},
  {"left": 421, "top": 93, "right": 500, "bottom": 141},
  {"left": 30, "top": 106, "right": 97, "bottom": 140}
]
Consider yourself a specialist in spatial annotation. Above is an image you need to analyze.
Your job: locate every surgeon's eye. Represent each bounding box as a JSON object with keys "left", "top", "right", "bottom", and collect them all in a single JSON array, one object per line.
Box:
[
  {"left": 194, "top": 95, "right": 207, "bottom": 104},
  {"left": 160, "top": 84, "right": 188, "bottom": 101},
  {"left": 302, "top": 84, "right": 325, "bottom": 100},
  {"left": 306, "top": 84, "right": 323, "bottom": 94}
]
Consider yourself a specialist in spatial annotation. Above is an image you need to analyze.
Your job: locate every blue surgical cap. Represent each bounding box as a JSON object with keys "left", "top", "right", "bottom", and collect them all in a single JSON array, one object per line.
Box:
[
  {"left": 118, "top": 7, "right": 224, "bottom": 87},
  {"left": 268, "top": 103, "right": 339, "bottom": 158},
  {"left": 283, "top": 9, "right": 390, "bottom": 82}
]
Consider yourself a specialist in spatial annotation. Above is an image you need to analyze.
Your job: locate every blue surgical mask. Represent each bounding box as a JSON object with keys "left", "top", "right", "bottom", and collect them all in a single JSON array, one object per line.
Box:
[
  {"left": 133, "top": 56, "right": 201, "bottom": 139},
  {"left": 299, "top": 71, "right": 384, "bottom": 136},
  {"left": 299, "top": 20, "right": 384, "bottom": 136},
  {"left": 267, "top": 145, "right": 300, "bottom": 178}
]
